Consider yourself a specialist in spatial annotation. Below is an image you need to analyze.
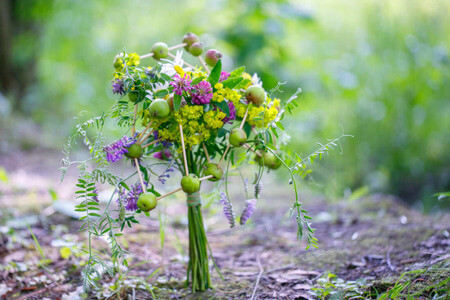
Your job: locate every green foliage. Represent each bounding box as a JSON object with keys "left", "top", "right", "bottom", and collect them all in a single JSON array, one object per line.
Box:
[
  {"left": 7, "top": 0, "right": 448, "bottom": 206},
  {"left": 311, "top": 272, "right": 368, "bottom": 299}
]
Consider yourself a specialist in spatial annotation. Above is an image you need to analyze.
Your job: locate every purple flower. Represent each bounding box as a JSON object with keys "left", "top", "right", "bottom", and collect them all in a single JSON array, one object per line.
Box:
[
  {"left": 240, "top": 199, "right": 257, "bottom": 225},
  {"left": 153, "top": 131, "right": 172, "bottom": 148},
  {"left": 191, "top": 81, "right": 213, "bottom": 105},
  {"left": 104, "top": 135, "right": 136, "bottom": 163},
  {"left": 222, "top": 101, "right": 236, "bottom": 124},
  {"left": 219, "top": 71, "right": 230, "bottom": 82},
  {"left": 158, "top": 167, "right": 174, "bottom": 184},
  {"left": 219, "top": 192, "right": 235, "bottom": 228},
  {"left": 112, "top": 79, "right": 125, "bottom": 95},
  {"left": 153, "top": 149, "right": 172, "bottom": 160},
  {"left": 117, "top": 182, "right": 147, "bottom": 211},
  {"left": 170, "top": 74, "right": 193, "bottom": 96}
]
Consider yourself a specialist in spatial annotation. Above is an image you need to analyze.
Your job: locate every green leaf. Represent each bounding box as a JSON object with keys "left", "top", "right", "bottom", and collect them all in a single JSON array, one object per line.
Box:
[
  {"left": 221, "top": 77, "right": 243, "bottom": 89},
  {"left": 243, "top": 122, "right": 252, "bottom": 138},
  {"left": 212, "top": 101, "right": 230, "bottom": 117},
  {"left": 191, "top": 77, "right": 202, "bottom": 85},
  {"left": 173, "top": 93, "right": 182, "bottom": 111},
  {"left": 160, "top": 73, "right": 171, "bottom": 82},
  {"left": 207, "top": 59, "right": 222, "bottom": 86},
  {"left": 275, "top": 122, "right": 285, "bottom": 131},
  {"left": 229, "top": 66, "right": 245, "bottom": 77},
  {"left": 218, "top": 128, "right": 229, "bottom": 138},
  {"left": 153, "top": 89, "right": 169, "bottom": 98},
  {"left": 235, "top": 78, "right": 251, "bottom": 89}
]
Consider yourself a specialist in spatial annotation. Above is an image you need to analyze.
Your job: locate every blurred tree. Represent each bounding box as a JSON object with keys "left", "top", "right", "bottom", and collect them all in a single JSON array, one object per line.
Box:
[{"left": 0, "top": 0, "right": 53, "bottom": 111}]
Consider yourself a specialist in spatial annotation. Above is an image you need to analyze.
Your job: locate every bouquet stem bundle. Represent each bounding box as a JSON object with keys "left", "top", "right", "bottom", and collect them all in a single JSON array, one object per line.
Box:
[{"left": 186, "top": 191, "right": 211, "bottom": 291}]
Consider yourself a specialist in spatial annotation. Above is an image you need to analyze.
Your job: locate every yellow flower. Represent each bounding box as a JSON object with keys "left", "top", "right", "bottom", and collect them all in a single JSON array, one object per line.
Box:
[
  {"left": 203, "top": 110, "right": 225, "bottom": 129},
  {"left": 245, "top": 97, "right": 279, "bottom": 128},
  {"left": 127, "top": 53, "right": 140, "bottom": 66},
  {"left": 174, "top": 65, "right": 185, "bottom": 77}
]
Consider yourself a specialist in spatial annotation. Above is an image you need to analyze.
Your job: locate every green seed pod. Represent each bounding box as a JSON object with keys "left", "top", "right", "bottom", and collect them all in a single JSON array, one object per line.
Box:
[
  {"left": 151, "top": 42, "right": 168, "bottom": 60},
  {"left": 189, "top": 42, "right": 204, "bottom": 57},
  {"left": 182, "top": 33, "right": 200, "bottom": 51}
]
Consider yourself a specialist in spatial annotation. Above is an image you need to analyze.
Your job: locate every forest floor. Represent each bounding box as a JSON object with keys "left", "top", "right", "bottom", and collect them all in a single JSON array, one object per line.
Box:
[{"left": 0, "top": 149, "right": 449, "bottom": 299}]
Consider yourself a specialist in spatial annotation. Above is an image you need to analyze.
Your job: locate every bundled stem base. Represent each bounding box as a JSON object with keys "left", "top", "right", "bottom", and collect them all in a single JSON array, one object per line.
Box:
[{"left": 186, "top": 192, "right": 212, "bottom": 291}]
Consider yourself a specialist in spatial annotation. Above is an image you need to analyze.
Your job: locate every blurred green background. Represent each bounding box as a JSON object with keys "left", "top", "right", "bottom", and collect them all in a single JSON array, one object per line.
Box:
[{"left": 1, "top": 0, "right": 449, "bottom": 210}]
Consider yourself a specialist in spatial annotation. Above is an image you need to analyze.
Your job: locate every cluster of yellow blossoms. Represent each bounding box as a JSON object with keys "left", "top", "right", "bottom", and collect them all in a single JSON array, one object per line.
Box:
[
  {"left": 213, "top": 79, "right": 280, "bottom": 128},
  {"left": 156, "top": 104, "right": 227, "bottom": 148},
  {"left": 113, "top": 52, "right": 140, "bottom": 73}
]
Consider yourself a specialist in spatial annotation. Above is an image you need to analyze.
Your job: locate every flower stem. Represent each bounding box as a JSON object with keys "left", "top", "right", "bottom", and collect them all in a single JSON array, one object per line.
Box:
[
  {"left": 134, "top": 158, "right": 146, "bottom": 189},
  {"left": 142, "top": 138, "right": 162, "bottom": 149},
  {"left": 243, "top": 143, "right": 262, "bottom": 157},
  {"left": 202, "top": 143, "right": 211, "bottom": 163},
  {"left": 131, "top": 105, "right": 138, "bottom": 136},
  {"left": 136, "top": 121, "right": 154, "bottom": 144},
  {"left": 219, "top": 144, "right": 230, "bottom": 165},
  {"left": 197, "top": 56, "right": 210, "bottom": 74},
  {"left": 199, "top": 175, "right": 214, "bottom": 182},
  {"left": 168, "top": 43, "right": 187, "bottom": 51},
  {"left": 179, "top": 124, "right": 189, "bottom": 175},
  {"left": 140, "top": 53, "right": 154, "bottom": 59},
  {"left": 156, "top": 187, "right": 183, "bottom": 201},
  {"left": 240, "top": 106, "right": 250, "bottom": 130}
]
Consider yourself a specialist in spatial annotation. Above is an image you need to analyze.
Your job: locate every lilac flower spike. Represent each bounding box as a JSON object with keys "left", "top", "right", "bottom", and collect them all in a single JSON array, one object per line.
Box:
[
  {"left": 191, "top": 81, "right": 213, "bottom": 105},
  {"left": 219, "top": 192, "right": 235, "bottom": 228},
  {"left": 112, "top": 79, "right": 125, "bottom": 95},
  {"left": 240, "top": 199, "right": 257, "bottom": 225},
  {"left": 170, "top": 74, "right": 193, "bottom": 96},
  {"left": 104, "top": 135, "right": 136, "bottom": 162},
  {"left": 117, "top": 181, "right": 147, "bottom": 211}
]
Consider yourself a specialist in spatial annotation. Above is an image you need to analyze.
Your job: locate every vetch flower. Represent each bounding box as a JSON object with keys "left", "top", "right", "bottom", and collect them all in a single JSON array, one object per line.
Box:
[
  {"left": 158, "top": 167, "right": 174, "bottom": 184},
  {"left": 170, "top": 74, "right": 193, "bottom": 96},
  {"left": 191, "top": 81, "right": 213, "bottom": 105},
  {"left": 219, "top": 192, "right": 235, "bottom": 228},
  {"left": 240, "top": 198, "right": 257, "bottom": 225},
  {"left": 104, "top": 135, "right": 136, "bottom": 162},
  {"left": 112, "top": 79, "right": 125, "bottom": 95},
  {"left": 117, "top": 182, "right": 147, "bottom": 211},
  {"left": 153, "top": 149, "right": 172, "bottom": 160},
  {"left": 222, "top": 101, "right": 236, "bottom": 124}
]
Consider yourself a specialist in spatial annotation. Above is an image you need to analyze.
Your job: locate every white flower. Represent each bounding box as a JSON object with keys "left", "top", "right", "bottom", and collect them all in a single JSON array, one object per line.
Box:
[
  {"left": 251, "top": 73, "right": 262, "bottom": 86},
  {"left": 160, "top": 50, "right": 192, "bottom": 77}
]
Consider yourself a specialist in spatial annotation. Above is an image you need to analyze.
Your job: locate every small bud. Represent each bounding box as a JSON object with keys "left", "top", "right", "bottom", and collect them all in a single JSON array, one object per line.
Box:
[
  {"left": 182, "top": 33, "right": 200, "bottom": 51},
  {"left": 151, "top": 42, "right": 168, "bottom": 60},
  {"left": 205, "top": 49, "right": 222, "bottom": 67},
  {"left": 189, "top": 42, "right": 204, "bottom": 57}
]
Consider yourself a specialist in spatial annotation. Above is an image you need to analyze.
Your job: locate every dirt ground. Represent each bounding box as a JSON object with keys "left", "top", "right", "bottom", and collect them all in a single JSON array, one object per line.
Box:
[{"left": 0, "top": 149, "right": 449, "bottom": 299}]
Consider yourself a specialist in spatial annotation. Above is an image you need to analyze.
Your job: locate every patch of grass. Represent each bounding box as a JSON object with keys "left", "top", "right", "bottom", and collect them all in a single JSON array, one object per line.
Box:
[{"left": 371, "top": 262, "right": 449, "bottom": 299}]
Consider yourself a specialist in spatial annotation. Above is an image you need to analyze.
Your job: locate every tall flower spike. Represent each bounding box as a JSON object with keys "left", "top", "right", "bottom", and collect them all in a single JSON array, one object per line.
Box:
[
  {"left": 104, "top": 135, "right": 136, "bottom": 163},
  {"left": 219, "top": 192, "right": 235, "bottom": 228},
  {"left": 240, "top": 198, "right": 257, "bottom": 225}
]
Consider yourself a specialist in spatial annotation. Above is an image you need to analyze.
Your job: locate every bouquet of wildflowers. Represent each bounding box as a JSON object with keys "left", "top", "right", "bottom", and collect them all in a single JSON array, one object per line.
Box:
[{"left": 62, "top": 33, "right": 348, "bottom": 292}]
